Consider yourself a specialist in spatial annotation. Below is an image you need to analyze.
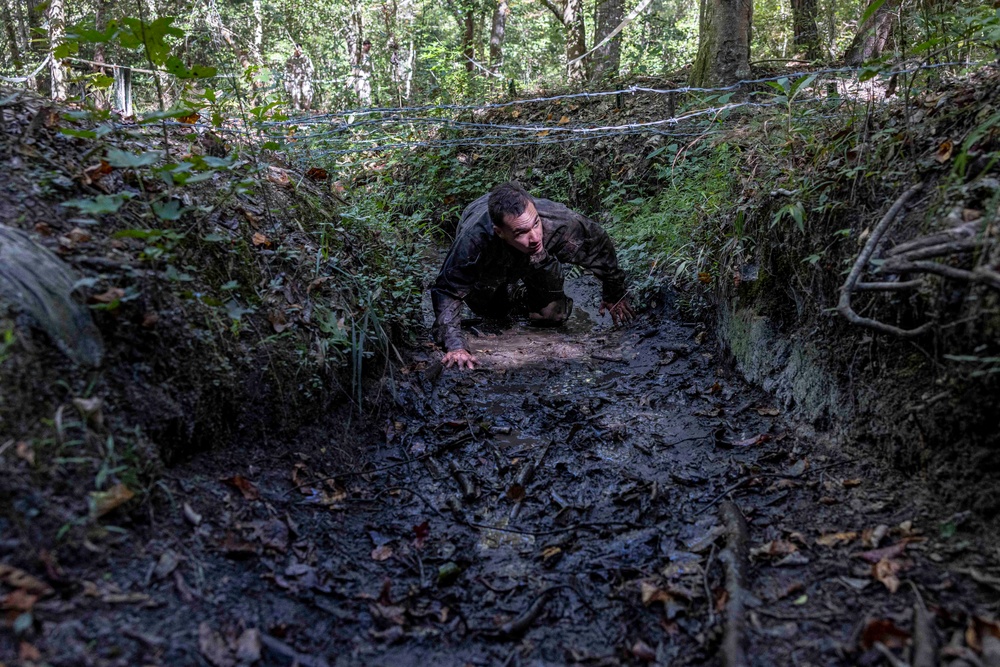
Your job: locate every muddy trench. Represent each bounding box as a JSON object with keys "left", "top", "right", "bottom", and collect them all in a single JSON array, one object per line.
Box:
[{"left": 14, "top": 275, "right": 998, "bottom": 667}]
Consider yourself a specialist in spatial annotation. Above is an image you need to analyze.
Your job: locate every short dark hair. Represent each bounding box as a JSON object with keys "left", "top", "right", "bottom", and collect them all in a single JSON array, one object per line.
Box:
[{"left": 488, "top": 182, "right": 533, "bottom": 229}]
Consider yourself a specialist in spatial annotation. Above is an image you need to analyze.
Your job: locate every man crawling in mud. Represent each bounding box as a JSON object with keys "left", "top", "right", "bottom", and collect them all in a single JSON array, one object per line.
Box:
[{"left": 431, "top": 181, "right": 635, "bottom": 370}]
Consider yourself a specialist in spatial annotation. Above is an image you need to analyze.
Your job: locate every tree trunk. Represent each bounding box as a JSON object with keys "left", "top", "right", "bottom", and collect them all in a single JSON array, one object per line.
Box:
[
  {"left": 462, "top": 7, "right": 475, "bottom": 72},
  {"left": 791, "top": 0, "right": 819, "bottom": 59},
  {"left": 251, "top": 0, "right": 263, "bottom": 64},
  {"left": 488, "top": 0, "right": 508, "bottom": 75},
  {"left": 564, "top": 0, "right": 587, "bottom": 81},
  {"left": 47, "top": 0, "right": 67, "bottom": 100},
  {"left": 591, "top": 0, "right": 623, "bottom": 81},
  {"left": 844, "top": 0, "right": 899, "bottom": 65},
  {"left": 1, "top": 0, "right": 23, "bottom": 69},
  {"left": 25, "top": 0, "right": 43, "bottom": 90},
  {"left": 689, "top": 0, "right": 752, "bottom": 87}
]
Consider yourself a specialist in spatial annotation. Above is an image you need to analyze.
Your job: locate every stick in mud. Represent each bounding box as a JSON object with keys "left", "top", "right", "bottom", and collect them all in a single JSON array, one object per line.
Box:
[
  {"left": 448, "top": 460, "right": 479, "bottom": 500},
  {"left": 718, "top": 500, "right": 750, "bottom": 667}
]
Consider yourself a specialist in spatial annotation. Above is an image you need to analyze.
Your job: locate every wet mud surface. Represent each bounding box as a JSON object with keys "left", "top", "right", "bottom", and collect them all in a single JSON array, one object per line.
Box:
[{"left": 7, "top": 277, "right": 1000, "bottom": 666}]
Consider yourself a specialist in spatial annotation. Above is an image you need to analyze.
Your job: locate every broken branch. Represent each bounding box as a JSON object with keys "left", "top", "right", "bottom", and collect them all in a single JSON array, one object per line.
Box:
[{"left": 718, "top": 500, "right": 750, "bottom": 667}]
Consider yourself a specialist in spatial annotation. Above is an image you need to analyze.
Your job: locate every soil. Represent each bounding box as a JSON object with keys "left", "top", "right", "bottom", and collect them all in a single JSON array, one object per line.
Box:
[{"left": 4, "top": 275, "right": 999, "bottom": 667}]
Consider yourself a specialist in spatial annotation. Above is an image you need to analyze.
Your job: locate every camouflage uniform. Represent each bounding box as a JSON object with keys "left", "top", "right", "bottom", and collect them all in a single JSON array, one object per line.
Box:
[{"left": 432, "top": 194, "right": 627, "bottom": 352}]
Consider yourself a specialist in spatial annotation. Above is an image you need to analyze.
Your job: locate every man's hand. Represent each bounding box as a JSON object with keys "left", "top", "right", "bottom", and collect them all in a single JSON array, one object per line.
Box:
[
  {"left": 442, "top": 349, "right": 479, "bottom": 370},
  {"left": 599, "top": 297, "right": 636, "bottom": 326}
]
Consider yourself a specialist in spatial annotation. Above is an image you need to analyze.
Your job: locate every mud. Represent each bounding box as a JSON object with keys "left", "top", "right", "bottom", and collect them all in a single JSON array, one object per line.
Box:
[{"left": 3, "top": 276, "right": 1000, "bottom": 667}]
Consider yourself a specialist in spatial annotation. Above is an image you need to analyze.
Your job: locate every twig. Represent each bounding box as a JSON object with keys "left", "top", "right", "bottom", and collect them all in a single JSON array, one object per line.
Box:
[
  {"left": 837, "top": 183, "right": 930, "bottom": 337},
  {"left": 873, "top": 642, "right": 910, "bottom": 667},
  {"left": 855, "top": 280, "right": 924, "bottom": 291},
  {"left": 705, "top": 542, "right": 717, "bottom": 627},
  {"left": 718, "top": 500, "right": 750, "bottom": 667},
  {"left": 909, "top": 582, "right": 937, "bottom": 667},
  {"left": 448, "top": 460, "right": 479, "bottom": 500}
]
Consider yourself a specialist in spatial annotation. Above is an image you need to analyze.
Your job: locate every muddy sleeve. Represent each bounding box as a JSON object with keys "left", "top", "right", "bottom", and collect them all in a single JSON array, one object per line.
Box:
[
  {"left": 553, "top": 210, "right": 627, "bottom": 303},
  {"left": 430, "top": 232, "right": 484, "bottom": 352}
]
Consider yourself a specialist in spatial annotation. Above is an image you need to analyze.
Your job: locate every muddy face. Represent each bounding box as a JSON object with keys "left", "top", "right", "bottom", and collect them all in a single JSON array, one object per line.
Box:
[{"left": 494, "top": 201, "right": 545, "bottom": 262}]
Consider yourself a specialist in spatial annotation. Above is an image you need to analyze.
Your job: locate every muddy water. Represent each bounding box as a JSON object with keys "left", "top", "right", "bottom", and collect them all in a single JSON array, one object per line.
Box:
[{"left": 35, "top": 276, "right": 998, "bottom": 667}]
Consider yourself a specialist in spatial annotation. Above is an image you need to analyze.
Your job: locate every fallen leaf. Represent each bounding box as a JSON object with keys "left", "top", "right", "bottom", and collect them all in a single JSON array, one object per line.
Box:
[
  {"left": 14, "top": 441, "right": 34, "bottom": 465},
  {"left": 506, "top": 484, "right": 526, "bottom": 502},
  {"left": 536, "top": 129, "right": 550, "bottom": 137},
  {"left": 89, "top": 287, "right": 124, "bottom": 304},
  {"left": 198, "top": 622, "right": 235, "bottom": 667},
  {"left": 558, "top": 115, "right": 570, "bottom": 124},
  {"left": 640, "top": 581, "right": 673, "bottom": 606},
  {"left": 267, "top": 166, "right": 291, "bottom": 187},
  {"left": 82, "top": 159, "right": 113, "bottom": 184},
  {"left": 856, "top": 540, "right": 910, "bottom": 563},
  {"left": 630, "top": 639, "right": 657, "bottom": 662},
  {"left": 251, "top": 232, "right": 270, "bottom": 247},
  {"left": 511, "top": 110, "right": 520, "bottom": 118},
  {"left": 1, "top": 589, "right": 39, "bottom": 612},
  {"left": 872, "top": 557, "right": 902, "bottom": 593},
  {"left": 153, "top": 551, "right": 180, "bottom": 580},
  {"left": 413, "top": 521, "right": 430, "bottom": 549},
  {"left": 732, "top": 433, "right": 772, "bottom": 448},
  {"left": 842, "top": 478, "right": 862, "bottom": 488},
  {"left": 750, "top": 540, "right": 798, "bottom": 559},
  {"left": 541, "top": 546, "right": 562, "bottom": 565},
  {"left": 305, "top": 167, "right": 328, "bottom": 181},
  {"left": 860, "top": 618, "right": 910, "bottom": 650},
  {"left": 235, "top": 628, "right": 261, "bottom": 663},
  {"left": 19, "top": 642, "right": 42, "bottom": 661},
  {"left": 89, "top": 483, "right": 135, "bottom": 518},
  {"left": 816, "top": 532, "right": 858, "bottom": 547},
  {"left": 756, "top": 406, "right": 781, "bottom": 416},
  {"left": 371, "top": 545, "right": 393, "bottom": 561},
  {"left": 862, "top": 524, "right": 889, "bottom": 548},
  {"left": 223, "top": 475, "right": 260, "bottom": 501},
  {"left": 66, "top": 227, "right": 92, "bottom": 244},
  {"left": 935, "top": 140, "right": 953, "bottom": 163},
  {"left": 698, "top": 271, "right": 712, "bottom": 284}
]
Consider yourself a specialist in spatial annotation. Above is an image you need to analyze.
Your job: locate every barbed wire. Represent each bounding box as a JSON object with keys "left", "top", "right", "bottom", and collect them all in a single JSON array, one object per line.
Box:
[{"left": 0, "top": 55, "right": 53, "bottom": 83}]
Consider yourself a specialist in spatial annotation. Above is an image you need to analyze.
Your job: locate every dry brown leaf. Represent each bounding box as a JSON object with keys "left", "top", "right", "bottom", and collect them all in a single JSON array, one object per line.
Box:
[
  {"left": 82, "top": 159, "right": 113, "bottom": 184},
  {"left": 640, "top": 581, "right": 673, "bottom": 606},
  {"left": 90, "top": 287, "right": 125, "bottom": 304},
  {"left": 223, "top": 475, "right": 260, "bottom": 501},
  {"left": 66, "top": 227, "right": 92, "bottom": 244},
  {"left": 856, "top": 540, "right": 911, "bottom": 563},
  {"left": 251, "top": 232, "right": 270, "bottom": 247},
  {"left": 750, "top": 540, "right": 798, "bottom": 559},
  {"left": 371, "top": 545, "right": 393, "bottom": 561},
  {"left": 558, "top": 115, "right": 570, "bottom": 125},
  {"left": 305, "top": 167, "right": 328, "bottom": 181},
  {"left": 698, "top": 271, "right": 712, "bottom": 284},
  {"left": 0, "top": 563, "right": 52, "bottom": 597},
  {"left": 267, "top": 166, "right": 291, "bottom": 187},
  {"left": 630, "top": 640, "right": 657, "bottom": 662},
  {"left": 19, "top": 642, "right": 42, "bottom": 662},
  {"left": 511, "top": 110, "right": 520, "bottom": 118},
  {"left": 90, "top": 483, "right": 135, "bottom": 518},
  {"left": 816, "top": 531, "right": 857, "bottom": 547},
  {"left": 872, "top": 557, "right": 902, "bottom": 593},
  {"left": 756, "top": 406, "right": 781, "bottom": 416},
  {"left": 198, "top": 621, "right": 235, "bottom": 667},
  {"left": 860, "top": 618, "right": 910, "bottom": 650},
  {"left": 1, "top": 588, "right": 39, "bottom": 612},
  {"left": 506, "top": 484, "right": 526, "bottom": 502},
  {"left": 536, "top": 129, "right": 550, "bottom": 137},
  {"left": 842, "top": 478, "right": 862, "bottom": 488},
  {"left": 14, "top": 441, "right": 34, "bottom": 465},
  {"left": 935, "top": 140, "right": 953, "bottom": 163}
]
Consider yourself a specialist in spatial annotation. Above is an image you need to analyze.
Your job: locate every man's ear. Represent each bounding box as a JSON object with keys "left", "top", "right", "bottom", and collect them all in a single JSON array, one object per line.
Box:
[{"left": 492, "top": 225, "right": 504, "bottom": 238}]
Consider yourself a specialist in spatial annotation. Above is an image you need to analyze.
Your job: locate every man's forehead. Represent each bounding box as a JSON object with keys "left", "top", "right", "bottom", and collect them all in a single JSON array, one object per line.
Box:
[{"left": 504, "top": 202, "right": 538, "bottom": 230}]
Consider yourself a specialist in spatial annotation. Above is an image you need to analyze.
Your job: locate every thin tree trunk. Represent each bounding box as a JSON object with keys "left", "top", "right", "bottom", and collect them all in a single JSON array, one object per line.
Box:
[
  {"left": 791, "top": 0, "right": 819, "bottom": 59},
  {"left": 251, "top": 0, "right": 263, "bottom": 64},
  {"left": 47, "top": 0, "right": 67, "bottom": 100},
  {"left": 488, "top": 0, "right": 508, "bottom": 75},
  {"left": 592, "top": 0, "right": 623, "bottom": 81},
  {"left": 844, "top": 0, "right": 899, "bottom": 65},
  {"left": 26, "top": 0, "right": 43, "bottom": 90},
  {"left": 91, "top": 0, "right": 111, "bottom": 109},
  {"left": 564, "top": 0, "right": 587, "bottom": 80},
  {"left": 462, "top": 7, "right": 475, "bottom": 72},
  {"left": 1, "top": 0, "right": 23, "bottom": 69},
  {"left": 689, "top": 0, "right": 752, "bottom": 87}
]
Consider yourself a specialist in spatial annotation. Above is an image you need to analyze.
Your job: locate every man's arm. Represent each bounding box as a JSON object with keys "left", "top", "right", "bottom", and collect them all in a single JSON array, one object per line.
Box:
[{"left": 430, "top": 228, "right": 487, "bottom": 356}]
